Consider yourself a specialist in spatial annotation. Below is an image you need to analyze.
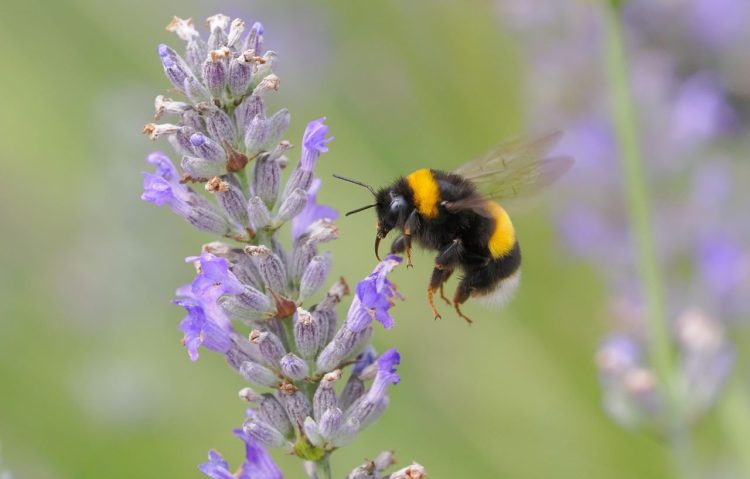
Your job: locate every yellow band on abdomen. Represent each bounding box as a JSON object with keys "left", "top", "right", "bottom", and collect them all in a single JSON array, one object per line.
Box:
[
  {"left": 407, "top": 169, "right": 440, "bottom": 219},
  {"left": 487, "top": 201, "right": 515, "bottom": 258}
]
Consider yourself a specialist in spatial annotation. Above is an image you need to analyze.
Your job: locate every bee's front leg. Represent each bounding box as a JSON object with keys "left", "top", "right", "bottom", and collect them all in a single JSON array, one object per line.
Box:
[
  {"left": 401, "top": 210, "right": 419, "bottom": 267},
  {"left": 390, "top": 235, "right": 413, "bottom": 267}
]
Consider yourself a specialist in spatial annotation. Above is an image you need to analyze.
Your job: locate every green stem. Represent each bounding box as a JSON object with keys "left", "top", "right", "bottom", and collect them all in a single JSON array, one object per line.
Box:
[
  {"left": 601, "top": 3, "right": 694, "bottom": 478},
  {"left": 316, "top": 454, "right": 332, "bottom": 479}
]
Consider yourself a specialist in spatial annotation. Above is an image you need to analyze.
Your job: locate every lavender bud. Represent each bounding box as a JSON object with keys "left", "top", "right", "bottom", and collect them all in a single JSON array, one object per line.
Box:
[
  {"left": 153, "top": 95, "right": 190, "bottom": 120},
  {"left": 142, "top": 122, "right": 180, "bottom": 140},
  {"left": 243, "top": 418, "right": 287, "bottom": 449},
  {"left": 281, "top": 388, "right": 312, "bottom": 427},
  {"left": 240, "top": 361, "right": 279, "bottom": 388},
  {"left": 250, "top": 330, "right": 286, "bottom": 368},
  {"left": 276, "top": 188, "right": 308, "bottom": 223},
  {"left": 190, "top": 133, "right": 227, "bottom": 163},
  {"left": 331, "top": 417, "right": 360, "bottom": 448},
  {"left": 186, "top": 38, "right": 207, "bottom": 74},
  {"left": 313, "top": 369, "right": 341, "bottom": 420},
  {"left": 258, "top": 393, "right": 294, "bottom": 438},
  {"left": 157, "top": 44, "right": 192, "bottom": 94},
  {"left": 339, "top": 377, "right": 365, "bottom": 411},
  {"left": 206, "top": 14, "right": 230, "bottom": 50},
  {"left": 239, "top": 386, "right": 263, "bottom": 403},
  {"left": 282, "top": 168, "right": 313, "bottom": 202},
  {"left": 172, "top": 126, "right": 197, "bottom": 155},
  {"left": 225, "top": 332, "right": 264, "bottom": 367},
  {"left": 263, "top": 109, "right": 291, "bottom": 150},
  {"left": 227, "top": 18, "right": 245, "bottom": 47},
  {"left": 270, "top": 237, "right": 288, "bottom": 270},
  {"left": 294, "top": 307, "right": 321, "bottom": 359},
  {"left": 182, "top": 110, "right": 205, "bottom": 132},
  {"left": 373, "top": 451, "right": 396, "bottom": 472},
  {"left": 252, "top": 155, "right": 281, "bottom": 207},
  {"left": 318, "top": 407, "right": 343, "bottom": 440},
  {"left": 230, "top": 252, "right": 264, "bottom": 290},
  {"left": 316, "top": 326, "right": 373, "bottom": 373},
  {"left": 206, "top": 177, "right": 248, "bottom": 225},
  {"left": 245, "top": 22, "right": 264, "bottom": 55},
  {"left": 165, "top": 16, "right": 199, "bottom": 41},
  {"left": 347, "top": 463, "right": 374, "bottom": 479},
  {"left": 389, "top": 463, "right": 427, "bottom": 479},
  {"left": 221, "top": 296, "right": 265, "bottom": 323},
  {"left": 291, "top": 242, "right": 317, "bottom": 280},
  {"left": 202, "top": 106, "right": 237, "bottom": 145},
  {"left": 299, "top": 253, "right": 332, "bottom": 300},
  {"left": 183, "top": 75, "right": 211, "bottom": 103},
  {"left": 303, "top": 417, "right": 324, "bottom": 447},
  {"left": 181, "top": 156, "right": 226, "bottom": 178},
  {"left": 187, "top": 205, "right": 230, "bottom": 235},
  {"left": 313, "top": 308, "right": 338, "bottom": 348},
  {"left": 245, "top": 245, "right": 288, "bottom": 294},
  {"left": 236, "top": 94, "right": 264, "bottom": 133},
  {"left": 280, "top": 353, "right": 309, "bottom": 381},
  {"left": 306, "top": 219, "right": 339, "bottom": 245},
  {"left": 254, "top": 73, "right": 281, "bottom": 95},
  {"left": 244, "top": 114, "right": 269, "bottom": 155},
  {"left": 235, "top": 285, "right": 273, "bottom": 313},
  {"left": 229, "top": 53, "right": 254, "bottom": 97},
  {"left": 267, "top": 140, "right": 293, "bottom": 162},
  {"left": 248, "top": 196, "right": 272, "bottom": 229},
  {"left": 203, "top": 48, "right": 230, "bottom": 97}
]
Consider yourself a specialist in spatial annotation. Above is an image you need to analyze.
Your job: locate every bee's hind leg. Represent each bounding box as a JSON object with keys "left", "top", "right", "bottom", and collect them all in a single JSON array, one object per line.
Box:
[
  {"left": 439, "top": 269, "right": 454, "bottom": 306},
  {"left": 452, "top": 280, "right": 474, "bottom": 325}
]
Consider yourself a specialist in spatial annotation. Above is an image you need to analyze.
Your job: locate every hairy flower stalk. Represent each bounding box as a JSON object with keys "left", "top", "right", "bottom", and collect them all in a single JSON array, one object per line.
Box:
[{"left": 141, "top": 14, "right": 425, "bottom": 478}]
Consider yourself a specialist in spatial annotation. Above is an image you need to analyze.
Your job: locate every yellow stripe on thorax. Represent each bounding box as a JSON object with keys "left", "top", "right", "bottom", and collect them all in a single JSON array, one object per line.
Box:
[
  {"left": 406, "top": 169, "right": 440, "bottom": 219},
  {"left": 487, "top": 201, "right": 516, "bottom": 258}
]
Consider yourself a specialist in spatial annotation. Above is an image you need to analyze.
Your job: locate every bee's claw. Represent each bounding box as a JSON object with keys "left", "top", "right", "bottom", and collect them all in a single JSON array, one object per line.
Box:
[
  {"left": 454, "top": 302, "right": 473, "bottom": 325},
  {"left": 439, "top": 284, "right": 452, "bottom": 306},
  {"left": 427, "top": 287, "right": 442, "bottom": 321}
]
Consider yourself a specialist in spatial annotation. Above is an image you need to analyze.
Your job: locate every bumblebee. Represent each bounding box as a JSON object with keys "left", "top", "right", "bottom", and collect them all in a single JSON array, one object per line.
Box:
[{"left": 335, "top": 132, "right": 573, "bottom": 323}]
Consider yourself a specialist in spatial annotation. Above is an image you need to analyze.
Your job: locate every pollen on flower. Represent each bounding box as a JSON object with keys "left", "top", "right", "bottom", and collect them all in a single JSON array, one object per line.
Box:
[
  {"left": 279, "top": 381, "right": 297, "bottom": 395},
  {"left": 205, "top": 176, "right": 228, "bottom": 193},
  {"left": 210, "top": 47, "right": 232, "bottom": 61}
]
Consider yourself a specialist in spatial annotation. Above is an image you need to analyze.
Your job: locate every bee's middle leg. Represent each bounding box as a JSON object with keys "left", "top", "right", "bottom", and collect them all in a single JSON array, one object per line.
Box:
[
  {"left": 428, "top": 266, "right": 454, "bottom": 320},
  {"left": 427, "top": 239, "right": 463, "bottom": 319}
]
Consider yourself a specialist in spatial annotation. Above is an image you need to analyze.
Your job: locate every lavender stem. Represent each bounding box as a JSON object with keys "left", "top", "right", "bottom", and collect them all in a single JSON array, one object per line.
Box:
[{"left": 602, "top": 3, "right": 693, "bottom": 478}]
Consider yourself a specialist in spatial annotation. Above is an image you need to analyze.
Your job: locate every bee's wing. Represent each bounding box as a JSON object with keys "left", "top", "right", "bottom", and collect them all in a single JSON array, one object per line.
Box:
[{"left": 452, "top": 131, "right": 574, "bottom": 203}]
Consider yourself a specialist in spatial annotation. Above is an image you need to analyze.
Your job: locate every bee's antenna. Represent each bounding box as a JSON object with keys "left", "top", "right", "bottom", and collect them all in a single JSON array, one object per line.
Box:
[
  {"left": 332, "top": 174, "right": 376, "bottom": 196},
  {"left": 345, "top": 204, "right": 377, "bottom": 216}
]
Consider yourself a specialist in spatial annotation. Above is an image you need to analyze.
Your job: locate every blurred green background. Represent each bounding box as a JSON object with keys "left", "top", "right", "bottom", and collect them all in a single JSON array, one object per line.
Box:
[{"left": 0, "top": 0, "right": 709, "bottom": 477}]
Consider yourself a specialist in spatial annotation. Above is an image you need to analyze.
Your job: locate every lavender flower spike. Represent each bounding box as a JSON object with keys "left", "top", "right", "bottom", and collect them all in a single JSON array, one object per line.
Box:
[{"left": 142, "top": 12, "right": 425, "bottom": 478}]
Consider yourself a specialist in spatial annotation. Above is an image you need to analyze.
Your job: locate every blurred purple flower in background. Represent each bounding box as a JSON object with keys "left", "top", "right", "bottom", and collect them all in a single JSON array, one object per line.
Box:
[
  {"left": 139, "top": 13, "right": 425, "bottom": 479},
  {"left": 498, "top": 0, "right": 750, "bottom": 474}
]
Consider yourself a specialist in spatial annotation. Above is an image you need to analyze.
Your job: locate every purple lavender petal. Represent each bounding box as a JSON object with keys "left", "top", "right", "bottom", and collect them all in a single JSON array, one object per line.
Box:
[
  {"left": 299, "top": 117, "right": 334, "bottom": 171},
  {"left": 233, "top": 428, "right": 283, "bottom": 479},
  {"left": 198, "top": 450, "right": 234, "bottom": 479}
]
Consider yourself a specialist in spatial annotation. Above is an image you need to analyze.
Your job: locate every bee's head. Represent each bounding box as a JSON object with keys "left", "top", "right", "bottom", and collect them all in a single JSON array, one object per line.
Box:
[
  {"left": 375, "top": 187, "right": 406, "bottom": 237},
  {"left": 332, "top": 174, "right": 409, "bottom": 260}
]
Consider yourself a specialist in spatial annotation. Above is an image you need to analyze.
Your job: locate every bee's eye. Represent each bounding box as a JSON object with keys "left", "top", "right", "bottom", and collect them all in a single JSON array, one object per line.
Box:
[{"left": 390, "top": 195, "right": 405, "bottom": 212}]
